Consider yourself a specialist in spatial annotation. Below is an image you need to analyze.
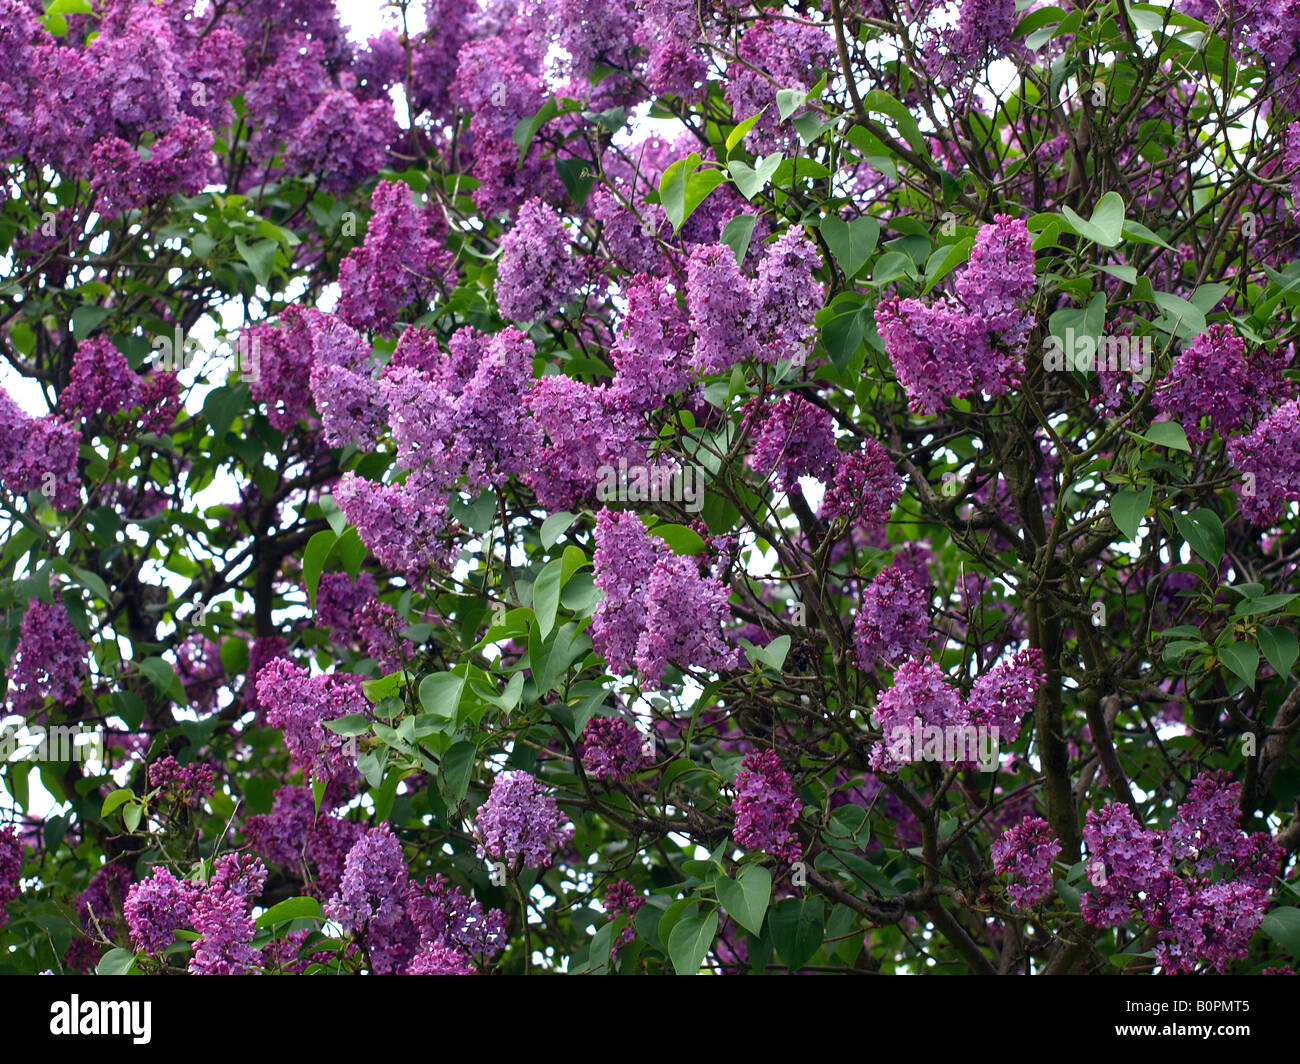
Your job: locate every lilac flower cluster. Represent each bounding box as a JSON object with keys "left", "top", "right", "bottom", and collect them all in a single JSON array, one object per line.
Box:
[
  {"left": 819, "top": 439, "right": 903, "bottom": 527},
  {"left": 732, "top": 749, "right": 802, "bottom": 863},
  {"left": 604, "top": 878, "right": 645, "bottom": 956},
  {"left": 579, "top": 715, "right": 646, "bottom": 782},
  {"left": 870, "top": 651, "right": 1044, "bottom": 772},
  {"left": 473, "top": 770, "right": 574, "bottom": 870},
  {"left": 495, "top": 197, "right": 585, "bottom": 323},
  {"left": 149, "top": 756, "right": 216, "bottom": 805},
  {"left": 0, "top": 388, "right": 81, "bottom": 510},
  {"left": 852, "top": 562, "right": 932, "bottom": 670},
  {"left": 243, "top": 784, "right": 362, "bottom": 900},
  {"left": 724, "top": 20, "right": 834, "bottom": 154},
  {"left": 1082, "top": 773, "right": 1282, "bottom": 973},
  {"left": 991, "top": 816, "right": 1061, "bottom": 907},
  {"left": 610, "top": 275, "right": 693, "bottom": 413},
  {"left": 876, "top": 215, "right": 1036, "bottom": 414},
  {"left": 0, "top": 826, "right": 20, "bottom": 927},
  {"left": 189, "top": 854, "right": 267, "bottom": 975},
  {"left": 315, "top": 571, "right": 380, "bottom": 643},
  {"left": 591, "top": 509, "right": 739, "bottom": 686},
  {"left": 325, "top": 825, "right": 411, "bottom": 974},
  {"left": 4, "top": 600, "right": 88, "bottom": 717},
  {"left": 746, "top": 394, "right": 839, "bottom": 493},
  {"left": 175, "top": 633, "right": 224, "bottom": 713},
  {"left": 124, "top": 866, "right": 199, "bottom": 955},
  {"left": 255, "top": 659, "right": 368, "bottom": 783},
  {"left": 1228, "top": 398, "right": 1300, "bottom": 524},
  {"left": 1155, "top": 326, "right": 1286, "bottom": 445}
]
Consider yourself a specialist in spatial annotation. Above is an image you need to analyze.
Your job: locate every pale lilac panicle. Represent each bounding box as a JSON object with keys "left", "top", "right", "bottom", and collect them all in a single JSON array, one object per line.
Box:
[
  {"left": 256, "top": 658, "right": 368, "bottom": 782},
  {"left": 686, "top": 244, "right": 761, "bottom": 374},
  {"left": 284, "top": 92, "right": 396, "bottom": 194},
  {"left": 853, "top": 562, "right": 931, "bottom": 670},
  {"left": 495, "top": 196, "right": 585, "bottom": 323},
  {"left": 955, "top": 213, "right": 1036, "bottom": 340},
  {"left": 326, "top": 825, "right": 411, "bottom": 973},
  {"left": 940, "top": 0, "right": 1020, "bottom": 73},
  {"left": 124, "top": 866, "right": 199, "bottom": 954},
  {"left": 610, "top": 274, "right": 692, "bottom": 412},
  {"left": 1228, "top": 398, "right": 1300, "bottom": 524},
  {"left": 819, "top": 439, "right": 901, "bottom": 527},
  {"left": 732, "top": 749, "right": 802, "bottom": 863},
  {"left": 637, "top": 0, "right": 708, "bottom": 99},
  {"left": 724, "top": 20, "right": 834, "bottom": 154},
  {"left": 965, "top": 648, "right": 1044, "bottom": 743},
  {"left": 590, "top": 509, "right": 661, "bottom": 675},
  {"left": 579, "top": 715, "right": 646, "bottom": 782},
  {"left": 334, "top": 470, "right": 455, "bottom": 581},
  {"left": 991, "top": 816, "right": 1060, "bottom": 907},
  {"left": 0, "top": 389, "right": 81, "bottom": 509},
  {"left": 869, "top": 656, "right": 965, "bottom": 772},
  {"left": 474, "top": 770, "right": 574, "bottom": 869},
  {"left": 754, "top": 229, "right": 826, "bottom": 365},
  {"left": 406, "top": 943, "right": 476, "bottom": 974},
  {"left": 5, "top": 599, "right": 88, "bottom": 717}
]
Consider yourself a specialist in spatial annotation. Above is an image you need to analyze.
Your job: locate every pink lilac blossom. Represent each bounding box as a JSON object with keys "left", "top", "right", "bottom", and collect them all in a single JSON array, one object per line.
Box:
[
  {"left": 189, "top": 854, "right": 267, "bottom": 975},
  {"left": 0, "top": 389, "right": 81, "bottom": 509},
  {"left": 326, "top": 825, "right": 412, "bottom": 974},
  {"left": 746, "top": 394, "right": 840, "bottom": 492},
  {"left": 406, "top": 874, "right": 508, "bottom": 960},
  {"left": 637, "top": 0, "right": 708, "bottom": 99},
  {"left": 495, "top": 196, "right": 585, "bottom": 323},
  {"left": 5, "top": 600, "right": 88, "bottom": 717},
  {"left": 579, "top": 715, "right": 646, "bottom": 782},
  {"left": 60, "top": 336, "right": 139, "bottom": 420},
  {"left": 1227, "top": 398, "right": 1300, "bottom": 524},
  {"left": 334, "top": 470, "right": 455, "bottom": 582},
  {"left": 819, "top": 439, "right": 902, "bottom": 526},
  {"left": 724, "top": 20, "right": 834, "bottom": 154},
  {"left": 609, "top": 274, "right": 693, "bottom": 412},
  {"left": 474, "top": 770, "right": 574, "bottom": 869},
  {"left": 853, "top": 562, "right": 931, "bottom": 669},
  {"left": 0, "top": 826, "right": 20, "bottom": 926},
  {"left": 124, "top": 866, "right": 199, "bottom": 954},
  {"left": 337, "top": 180, "right": 457, "bottom": 333},
  {"left": 754, "top": 229, "right": 827, "bottom": 365},
  {"left": 283, "top": 92, "right": 396, "bottom": 194},
  {"left": 256, "top": 659, "right": 369, "bottom": 782},
  {"left": 686, "top": 244, "right": 762, "bottom": 374},
  {"left": 991, "top": 816, "right": 1060, "bottom": 906},
  {"left": 732, "top": 749, "right": 802, "bottom": 863}
]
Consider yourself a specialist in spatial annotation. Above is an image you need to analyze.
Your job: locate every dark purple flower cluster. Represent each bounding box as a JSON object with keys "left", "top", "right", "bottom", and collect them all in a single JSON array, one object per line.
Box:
[
  {"left": 149, "top": 756, "right": 217, "bottom": 805},
  {"left": 4, "top": 599, "right": 88, "bottom": 717},
  {"left": 255, "top": 659, "right": 369, "bottom": 783},
  {"left": 853, "top": 562, "right": 932, "bottom": 670},
  {"left": 0, "top": 825, "right": 21, "bottom": 927},
  {"left": 991, "top": 816, "right": 1061, "bottom": 907},
  {"left": 732, "top": 749, "right": 802, "bottom": 863},
  {"left": 0, "top": 389, "right": 80, "bottom": 510},
  {"left": 189, "top": 854, "right": 267, "bottom": 975},
  {"left": 579, "top": 715, "right": 646, "bottom": 782}
]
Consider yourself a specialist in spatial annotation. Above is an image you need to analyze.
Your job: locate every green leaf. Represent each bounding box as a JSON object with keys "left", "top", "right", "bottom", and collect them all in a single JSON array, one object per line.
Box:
[
  {"left": 660, "top": 154, "right": 727, "bottom": 232},
  {"left": 859, "top": 90, "right": 927, "bottom": 155},
  {"left": 726, "top": 110, "right": 766, "bottom": 153},
  {"left": 922, "top": 238, "right": 975, "bottom": 294},
  {"left": 1152, "top": 290, "right": 1207, "bottom": 338},
  {"left": 720, "top": 214, "right": 758, "bottom": 264},
  {"left": 532, "top": 558, "right": 564, "bottom": 640},
  {"left": 820, "top": 216, "right": 880, "bottom": 280},
  {"left": 323, "top": 714, "right": 371, "bottom": 737},
  {"left": 95, "top": 948, "right": 137, "bottom": 976},
  {"left": 667, "top": 908, "right": 719, "bottom": 975},
  {"left": 256, "top": 897, "right": 322, "bottom": 929},
  {"left": 1133, "top": 421, "right": 1190, "bottom": 452},
  {"left": 101, "top": 788, "right": 135, "bottom": 818},
  {"left": 540, "top": 511, "right": 577, "bottom": 549},
  {"left": 745, "top": 634, "right": 791, "bottom": 672},
  {"left": 1060, "top": 191, "right": 1125, "bottom": 247},
  {"left": 419, "top": 671, "right": 467, "bottom": 722},
  {"left": 728, "top": 154, "right": 783, "bottom": 201},
  {"left": 1258, "top": 626, "right": 1299, "bottom": 678},
  {"left": 648, "top": 522, "right": 707, "bottom": 555},
  {"left": 1261, "top": 906, "right": 1300, "bottom": 956},
  {"left": 1122, "top": 220, "right": 1173, "bottom": 250},
  {"left": 513, "top": 98, "right": 560, "bottom": 162},
  {"left": 1110, "top": 485, "right": 1152, "bottom": 542},
  {"left": 235, "top": 236, "right": 277, "bottom": 288},
  {"left": 302, "top": 529, "right": 337, "bottom": 610},
  {"left": 716, "top": 864, "right": 772, "bottom": 936},
  {"left": 769, "top": 896, "right": 825, "bottom": 970},
  {"left": 440, "top": 740, "right": 477, "bottom": 804},
  {"left": 1218, "top": 641, "right": 1259, "bottom": 689},
  {"left": 1171, "top": 508, "right": 1225, "bottom": 567},
  {"left": 122, "top": 803, "right": 143, "bottom": 833}
]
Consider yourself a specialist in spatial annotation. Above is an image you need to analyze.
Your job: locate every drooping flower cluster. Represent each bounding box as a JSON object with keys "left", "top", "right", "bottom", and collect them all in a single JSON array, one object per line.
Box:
[
  {"left": 325, "top": 825, "right": 412, "bottom": 974},
  {"left": 0, "top": 389, "right": 81, "bottom": 510},
  {"left": 876, "top": 215, "right": 1036, "bottom": 415},
  {"left": 242, "top": 784, "right": 362, "bottom": 900},
  {"left": 1082, "top": 773, "right": 1282, "bottom": 974},
  {"left": 853, "top": 562, "right": 932, "bottom": 670},
  {"left": 819, "top": 439, "right": 903, "bottom": 527},
  {"left": 4, "top": 599, "right": 88, "bottom": 717},
  {"left": 473, "top": 770, "right": 574, "bottom": 870},
  {"left": 604, "top": 878, "right": 645, "bottom": 957},
  {"left": 0, "top": 826, "right": 21, "bottom": 927},
  {"left": 746, "top": 394, "right": 840, "bottom": 493},
  {"left": 579, "top": 715, "right": 646, "bottom": 782},
  {"left": 255, "top": 659, "right": 368, "bottom": 782},
  {"left": 591, "top": 509, "right": 738, "bottom": 686},
  {"left": 731, "top": 749, "right": 802, "bottom": 863},
  {"left": 1227, "top": 397, "right": 1300, "bottom": 524},
  {"left": 991, "top": 816, "right": 1061, "bottom": 907},
  {"left": 315, "top": 571, "right": 380, "bottom": 643},
  {"left": 495, "top": 197, "right": 585, "bottom": 323}
]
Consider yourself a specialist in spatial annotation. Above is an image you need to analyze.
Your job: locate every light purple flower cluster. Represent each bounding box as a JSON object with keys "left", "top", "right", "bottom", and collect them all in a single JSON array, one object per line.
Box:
[
  {"left": 124, "top": 866, "right": 199, "bottom": 954},
  {"left": 869, "top": 651, "right": 1044, "bottom": 771},
  {"left": 189, "top": 854, "right": 267, "bottom": 975},
  {"left": 938, "top": 0, "right": 1020, "bottom": 74},
  {"left": 853, "top": 562, "right": 932, "bottom": 670},
  {"left": 337, "top": 180, "right": 456, "bottom": 333},
  {"left": 473, "top": 770, "right": 574, "bottom": 870},
  {"left": 732, "top": 749, "right": 802, "bottom": 863},
  {"left": 59, "top": 336, "right": 140, "bottom": 422},
  {"left": 579, "top": 715, "right": 646, "bottom": 782},
  {"left": 243, "top": 784, "right": 362, "bottom": 900},
  {"left": 1155, "top": 326, "right": 1286, "bottom": 445},
  {"left": 1228, "top": 397, "right": 1300, "bottom": 524},
  {"left": 746, "top": 394, "right": 839, "bottom": 493},
  {"left": 495, "top": 197, "right": 585, "bottom": 323},
  {"left": 610, "top": 274, "right": 693, "bottom": 413},
  {"left": 724, "top": 20, "right": 834, "bottom": 154},
  {"left": 306, "top": 315, "right": 386, "bottom": 449},
  {"left": 407, "top": 944, "right": 477, "bottom": 974},
  {"left": 0, "top": 388, "right": 81, "bottom": 510},
  {"left": 876, "top": 215, "right": 1036, "bottom": 415},
  {"left": 326, "top": 825, "right": 411, "bottom": 973},
  {"left": 991, "top": 816, "right": 1061, "bottom": 907},
  {"left": 149, "top": 756, "right": 216, "bottom": 805},
  {"left": 1082, "top": 772, "right": 1282, "bottom": 973},
  {"left": 5, "top": 600, "right": 88, "bottom": 717},
  {"left": 0, "top": 825, "right": 20, "bottom": 927},
  {"left": 334, "top": 471, "right": 454, "bottom": 584},
  {"left": 687, "top": 230, "right": 825, "bottom": 375},
  {"left": 819, "top": 439, "right": 902, "bottom": 527},
  {"left": 591, "top": 509, "right": 739, "bottom": 685},
  {"left": 255, "top": 659, "right": 368, "bottom": 783}
]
